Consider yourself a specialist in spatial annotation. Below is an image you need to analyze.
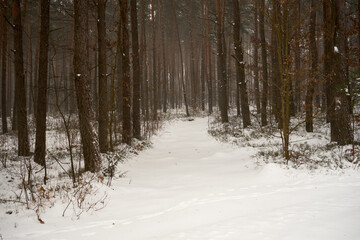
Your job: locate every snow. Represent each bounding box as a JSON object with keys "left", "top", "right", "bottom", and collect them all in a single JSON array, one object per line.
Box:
[{"left": 1, "top": 118, "right": 360, "bottom": 240}]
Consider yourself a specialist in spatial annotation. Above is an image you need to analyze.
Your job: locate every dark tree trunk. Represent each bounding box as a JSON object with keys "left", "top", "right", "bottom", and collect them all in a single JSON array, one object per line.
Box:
[
  {"left": 358, "top": 0, "right": 360, "bottom": 66},
  {"left": 74, "top": 0, "right": 101, "bottom": 172},
  {"left": 12, "top": 93, "right": 17, "bottom": 131},
  {"left": 233, "top": 0, "right": 251, "bottom": 128},
  {"left": 120, "top": 0, "right": 132, "bottom": 145},
  {"left": 208, "top": 40, "right": 213, "bottom": 114},
  {"left": 294, "top": 0, "right": 301, "bottom": 114},
  {"left": 216, "top": 0, "right": 228, "bottom": 123},
  {"left": 33, "top": 2, "right": 41, "bottom": 117},
  {"left": 131, "top": 0, "right": 141, "bottom": 139},
  {"left": 13, "top": 0, "right": 30, "bottom": 156},
  {"left": 34, "top": 0, "right": 50, "bottom": 166},
  {"left": 201, "top": 0, "right": 206, "bottom": 112},
  {"left": 151, "top": 0, "right": 158, "bottom": 120},
  {"left": 189, "top": 23, "right": 197, "bottom": 111},
  {"left": 172, "top": 0, "right": 190, "bottom": 117},
  {"left": 253, "top": 0, "right": 260, "bottom": 114},
  {"left": 271, "top": 24, "right": 281, "bottom": 128},
  {"left": 159, "top": 0, "right": 167, "bottom": 113},
  {"left": 1, "top": 0, "right": 8, "bottom": 134},
  {"left": 116, "top": 6, "right": 123, "bottom": 122},
  {"left": 97, "top": 0, "right": 109, "bottom": 152},
  {"left": 140, "top": 0, "right": 149, "bottom": 122},
  {"left": 305, "top": 0, "right": 317, "bottom": 132},
  {"left": 259, "top": 0, "right": 268, "bottom": 126},
  {"left": 331, "top": 0, "right": 353, "bottom": 144},
  {"left": 323, "top": 0, "right": 333, "bottom": 124}
]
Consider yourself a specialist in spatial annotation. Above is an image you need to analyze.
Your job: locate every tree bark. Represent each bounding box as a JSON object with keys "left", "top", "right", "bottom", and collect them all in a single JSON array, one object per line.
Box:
[
  {"left": 1, "top": 0, "right": 8, "bottom": 134},
  {"left": 120, "top": 0, "right": 132, "bottom": 145},
  {"left": 216, "top": 0, "right": 228, "bottom": 123},
  {"left": 74, "top": 0, "right": 101, "bottom": 172},
  {"left": 259, "top": 0, "right": 268, "bottom": 126},
  {"left": 233, "top": 0, "right": 251, "bottom": 128},
  {"left": 294, "top": 0, "right": 301, "bottom": 114},
  {"left": 172, "top": 0, "right": 190, "bottom": 117},
  {"left": 305, "top": 0, "right": 318, "bottom": 132},
  {"left": 253, "top": 0, "right": 260, "bottom": 114},
  {"left": 140, "top": 0, "right": 149, "bottom": 122},
  {"left": 331, "top": 0, "right": 353, "bottom": 144},
  {"left": 271, "top": 20, "right": 281, "bottom": 128},
  {"left": 159, "top": 0, "right": 167, "bottom": 113},
  {"left": 97, "top": 0, "right": 109, "bottom": 152},
  {"left": 13, "top": 0, "right": 30, "bottom": 156},
  {"left": 206, "top": 0, "right": 213, "bottom": 114},
  {"left": 34, "top": 0, "right": 50, "bottom": 166},
  {"left": 131, "top": 0, "right": 141, "bottom": 139},
  {"left": 151, "top": 0, "right": 158, "bottom": 121}
]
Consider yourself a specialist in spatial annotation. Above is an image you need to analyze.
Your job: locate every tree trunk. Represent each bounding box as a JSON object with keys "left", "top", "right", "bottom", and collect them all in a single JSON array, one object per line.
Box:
[
  {"left": 151, "top": 0, "right": 158, "bottom": 121},
  {"left": 120, "top": 0, "right": 132, "bottom": 145},
  {"left": 260, "top": 0, "right": 268, "bottom": 126},
  {"left": 294, "top": 0, "right": 301, "bottom": 114},
  {"left": 34, "top": 0, "right": 50, "bottom": 166},
  {"left": 172, "top": 0, "right": 189, "bottom": 117},
  {"left": 216, "top": 0, "right": 228, "bottom": 123},
  {"left": 116, "top": 6, "right": 123, "bottom": 122},
  {"left": 305, "top": 0, "right": 317, "bottom": 132},
  {"left": 159, "top": 0, "right": 167, "bottom": 113},
  {"left": 1, "top": 0, "right": 8, "bottom": 134},
  {"left": 13, "top": 0, "right": 30, "bottom": 156},
  {"left": 233, "top": 0, "right": 251, "bottom": 128},
  {"left": 201, "top": 0, "right": 206, "bottom": 112},
  {"left": 253, "top": 0, "right": 260, "bottom": 114},
  {"left": 323, "top": 0, "right": 333, "bottom": 125},
  {"left": 131, "top": 0, "right": 141, "bottom": 139},
  {"left": 33, "top": 1, "right": 41, "bottom": 117},
  {"left": 208, "top": 40, "right": 213, "bottom": 114},
  {"left": 140, "top": 0, "right": 149, "bottom": 122},
  {"left": 74, "top": 0, "right": 101, "bottom": 172},
  {"left": 206, "top": 0, "right": 213, "bottom": 114},
  {"left": 97, "top": 0, "right": 109, "bottom": 152},
  {"left": 271, "top": 22, "right": 281, "bottom": 128},
  {"left": 331, "top": 0, "right": 353, "bottom": 144}
]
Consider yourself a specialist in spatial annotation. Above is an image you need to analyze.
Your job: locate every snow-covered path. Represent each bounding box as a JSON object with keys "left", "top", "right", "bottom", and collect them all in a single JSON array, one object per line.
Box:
[{"left": 2, "top": 118, "right": 360, "bottom": 240}]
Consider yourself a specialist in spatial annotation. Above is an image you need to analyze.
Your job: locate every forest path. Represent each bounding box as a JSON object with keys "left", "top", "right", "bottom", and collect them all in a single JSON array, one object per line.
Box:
[{"left": 5, "top": 118, "right": 360, "bottom": 240}]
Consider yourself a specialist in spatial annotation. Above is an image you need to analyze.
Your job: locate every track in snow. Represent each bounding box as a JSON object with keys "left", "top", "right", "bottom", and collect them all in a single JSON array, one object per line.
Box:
[{"left": 2, "top": 118, "right": 360, "bottom": 240}]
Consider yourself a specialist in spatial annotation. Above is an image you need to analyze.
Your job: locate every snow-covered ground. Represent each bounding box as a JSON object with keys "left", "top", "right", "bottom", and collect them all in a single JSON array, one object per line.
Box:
[{"left": 1, "top": 117, "right": 360, "bottom": 240}]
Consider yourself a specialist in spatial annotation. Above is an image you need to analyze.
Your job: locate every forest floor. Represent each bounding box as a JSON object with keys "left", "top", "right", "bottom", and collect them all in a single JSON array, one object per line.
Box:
[{"left": 1, "top": 117, "right": 360, "bottom": 240}]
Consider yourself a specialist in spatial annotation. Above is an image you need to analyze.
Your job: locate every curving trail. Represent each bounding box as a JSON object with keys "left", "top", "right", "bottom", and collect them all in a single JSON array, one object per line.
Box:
[{"left": 3, "top": 118, "right": 360, "bottom": 240}]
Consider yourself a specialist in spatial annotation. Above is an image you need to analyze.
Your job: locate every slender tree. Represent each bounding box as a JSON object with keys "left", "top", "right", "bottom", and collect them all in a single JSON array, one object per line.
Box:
[
  {"left": 74, "top": 0, "right": 101, "bottom": 172},
  {"left": 216, "top": 0, "right": 228, "bottom": 123},
  {"left": 260, "top": 0, "right": 268, "bottom": 126},
  {"left": 151, "top": 0, "right": 158, "bottom": 120},
  {"left": 294, "top": 0, "right": 301, "bottom": 114},
  {"left": 120, "top": 0, "right": 132, "bottom": 145},
  {"left": 140, "top": 0, "right": 149, "bottom": 122},
  {"left": 34, "top": 0, "right": 50, "bottom": 166},
  {"left": 172, "top": 0, "right": 190, "bottom": 117},
  {"left": 97, "top": 0, "right": 109, "bottom": 152},
  {"left": 253, "top": 0, "right": 260, "bottom": 114},
  {"left": 330, "top": 0, "right": 353, "bottom": 144},
  {"left": 1, "top": 0, "right": 8, "bottom": 134},
  {"left": 305, "top": 0, "right": 318, "bottom": 132},
  {"left": 160, "top": 0, "right": 167, "bottom": 113},
  {"left": 131, "top": 0, "right": 141, "bottom": 139},
  {"left": 233, "top": 0, "right": 251, "bottom": 128},
  {"left": 13, "top": 0, "right": 30, "bottom": 156}
]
